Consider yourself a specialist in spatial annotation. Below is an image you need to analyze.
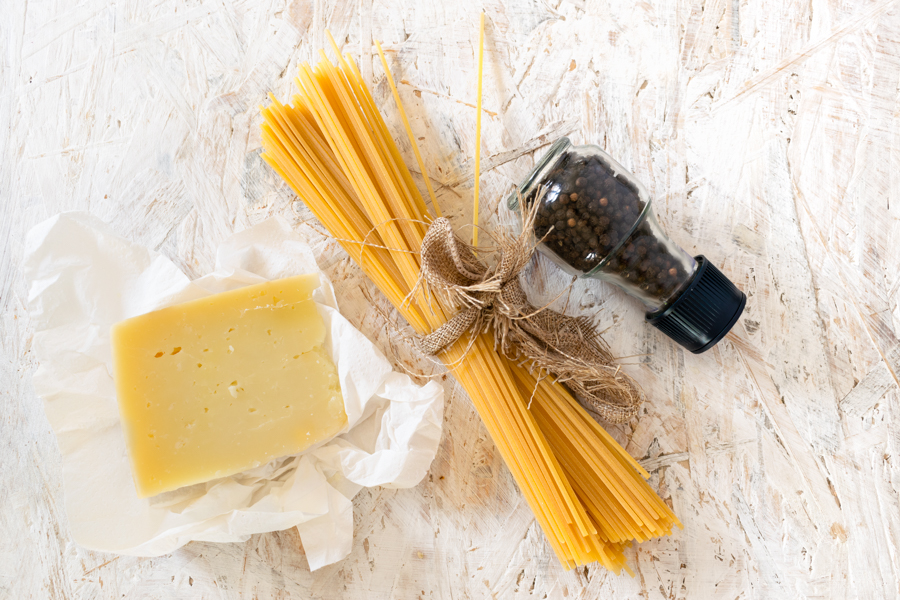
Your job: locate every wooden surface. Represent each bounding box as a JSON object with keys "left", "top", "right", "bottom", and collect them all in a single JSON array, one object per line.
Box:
[{"left": 3, "top": 0, "right": 900, "bottom": 598}]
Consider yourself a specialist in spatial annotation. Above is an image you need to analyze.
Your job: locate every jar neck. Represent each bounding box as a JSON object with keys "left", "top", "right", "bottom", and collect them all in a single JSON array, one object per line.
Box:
[{"left": 507, "top": 137, "right": 572, "bottom": 211}]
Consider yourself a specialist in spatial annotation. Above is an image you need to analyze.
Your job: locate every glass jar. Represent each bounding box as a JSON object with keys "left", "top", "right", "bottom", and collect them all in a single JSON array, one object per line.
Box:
[{"left": 508, "top": 138, "right": 746, "bottom": 354}]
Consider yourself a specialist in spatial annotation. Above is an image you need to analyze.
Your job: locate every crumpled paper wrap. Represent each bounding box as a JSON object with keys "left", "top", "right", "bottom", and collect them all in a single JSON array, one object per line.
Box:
[{"left": 24, "top": 213, "right": 443, "bottom": 570}]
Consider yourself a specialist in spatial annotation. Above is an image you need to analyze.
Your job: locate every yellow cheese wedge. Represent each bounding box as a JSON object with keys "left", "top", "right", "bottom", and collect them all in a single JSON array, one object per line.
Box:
[{"left": 111, "top": 273, "right": 346, "bottom": 498}]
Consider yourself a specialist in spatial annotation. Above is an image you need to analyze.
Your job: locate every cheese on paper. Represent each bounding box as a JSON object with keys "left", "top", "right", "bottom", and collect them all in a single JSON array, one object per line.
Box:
[{"left": 111, "top": 273, "right": 346, "bottom": 498}]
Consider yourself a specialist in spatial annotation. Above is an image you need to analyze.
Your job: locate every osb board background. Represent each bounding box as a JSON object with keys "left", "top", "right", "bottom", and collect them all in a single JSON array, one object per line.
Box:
[{"left": 2, "top": 0, "right": 900, "bottom": 598}]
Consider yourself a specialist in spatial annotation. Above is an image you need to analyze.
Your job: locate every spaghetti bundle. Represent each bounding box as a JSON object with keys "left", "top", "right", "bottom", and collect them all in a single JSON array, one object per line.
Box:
[{"left": 260, "top": 35, "right": 680, "bottom": 572}]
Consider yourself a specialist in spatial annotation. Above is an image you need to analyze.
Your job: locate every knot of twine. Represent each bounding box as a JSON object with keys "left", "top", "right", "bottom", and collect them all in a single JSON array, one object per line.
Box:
[{"left": 415, "top": 190, "right": 644, "bottom": 424}]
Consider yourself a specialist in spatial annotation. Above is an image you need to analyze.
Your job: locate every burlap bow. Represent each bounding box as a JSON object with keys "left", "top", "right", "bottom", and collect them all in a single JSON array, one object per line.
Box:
[{"left": 415, "top": 194, "right": 644, "bottom": 423}]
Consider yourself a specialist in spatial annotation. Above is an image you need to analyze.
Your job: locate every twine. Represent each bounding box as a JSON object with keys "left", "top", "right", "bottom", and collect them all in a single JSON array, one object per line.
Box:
[{"left": 413, "top": 188, "right": 645, "bottom": 424}]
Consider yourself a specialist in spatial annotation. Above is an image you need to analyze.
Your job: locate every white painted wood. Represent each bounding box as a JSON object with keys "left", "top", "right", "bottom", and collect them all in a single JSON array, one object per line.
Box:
[{"left": 3, "top": 0, "right": 900, "bottom": 597}]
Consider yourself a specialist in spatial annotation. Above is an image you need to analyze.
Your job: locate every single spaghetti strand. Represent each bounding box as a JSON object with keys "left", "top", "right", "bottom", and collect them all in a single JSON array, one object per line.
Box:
[{"left": 472, "top": 12, "right": 484, "bottom": 247}]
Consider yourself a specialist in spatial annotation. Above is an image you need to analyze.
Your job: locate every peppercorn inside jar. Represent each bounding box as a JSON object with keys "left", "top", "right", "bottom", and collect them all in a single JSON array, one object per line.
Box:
[{"left": 509, "top": 137, "right": 698, "bottom": 313}]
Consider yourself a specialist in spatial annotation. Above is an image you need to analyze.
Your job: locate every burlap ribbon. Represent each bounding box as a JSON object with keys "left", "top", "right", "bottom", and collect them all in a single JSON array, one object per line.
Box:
[{"left": 415, "top": 196, "right": 644, "bottom": 423}]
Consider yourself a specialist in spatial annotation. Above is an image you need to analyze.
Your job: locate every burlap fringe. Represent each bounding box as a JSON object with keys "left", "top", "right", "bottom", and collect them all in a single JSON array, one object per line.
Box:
[{"left": 413, "top": 188, "right": 645, "bottom": 424}]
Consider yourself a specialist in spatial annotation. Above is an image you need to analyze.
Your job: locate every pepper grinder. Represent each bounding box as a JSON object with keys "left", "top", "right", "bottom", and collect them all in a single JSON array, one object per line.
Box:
[{"left": 508, "top": 137, "right": 746, "bottom": 354}]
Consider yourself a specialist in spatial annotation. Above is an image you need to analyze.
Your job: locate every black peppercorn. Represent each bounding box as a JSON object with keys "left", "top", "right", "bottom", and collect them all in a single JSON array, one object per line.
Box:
[{"left": 525, "top": 149, "right": 692, "bottom": 305}]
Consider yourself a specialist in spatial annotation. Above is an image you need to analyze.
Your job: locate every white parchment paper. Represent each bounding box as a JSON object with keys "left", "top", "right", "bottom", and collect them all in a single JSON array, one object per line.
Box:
[{"left": 24, "top": 213, "right": 443, "bottom": 570}]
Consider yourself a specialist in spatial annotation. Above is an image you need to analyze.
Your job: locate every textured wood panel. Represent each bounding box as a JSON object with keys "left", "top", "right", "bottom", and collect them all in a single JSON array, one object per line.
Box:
[{"left": 2, "top": 0, "right": 900, "bottom": 598}]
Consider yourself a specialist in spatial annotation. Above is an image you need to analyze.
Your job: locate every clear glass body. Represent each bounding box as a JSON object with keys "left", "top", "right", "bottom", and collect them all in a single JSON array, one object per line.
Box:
[{"left": 508, "top": 138, "right": 697, "bottom": 312}]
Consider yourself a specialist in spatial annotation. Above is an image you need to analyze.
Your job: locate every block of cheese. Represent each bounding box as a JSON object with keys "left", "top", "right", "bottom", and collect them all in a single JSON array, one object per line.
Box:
[{"left": 111, "top": 273, "right": 346, "bottom": 498}]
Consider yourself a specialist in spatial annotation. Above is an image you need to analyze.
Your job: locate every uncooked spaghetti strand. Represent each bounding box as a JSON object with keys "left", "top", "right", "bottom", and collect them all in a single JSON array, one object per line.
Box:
[
  {"left": 472, "top": 11, "right": 485, "bottom": 248},
  {"left": 373, "top": 39, "right": 441, "bottom": 218}
]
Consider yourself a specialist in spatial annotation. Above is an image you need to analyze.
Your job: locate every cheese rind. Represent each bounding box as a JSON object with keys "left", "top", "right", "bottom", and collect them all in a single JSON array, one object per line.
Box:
[{"left": 111, "top": 273, "right": 347, "bottom": 498}]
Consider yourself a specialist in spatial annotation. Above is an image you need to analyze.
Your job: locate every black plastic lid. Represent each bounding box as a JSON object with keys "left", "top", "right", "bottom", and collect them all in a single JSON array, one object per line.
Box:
[{"left": 646, "top": 256, "right": 746, "bottom": 354}]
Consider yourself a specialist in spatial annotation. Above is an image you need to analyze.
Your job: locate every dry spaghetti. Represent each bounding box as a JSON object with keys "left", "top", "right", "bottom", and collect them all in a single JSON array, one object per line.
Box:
[{"left": 260, "top": 32, "right": 681, "bottom": 572}]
